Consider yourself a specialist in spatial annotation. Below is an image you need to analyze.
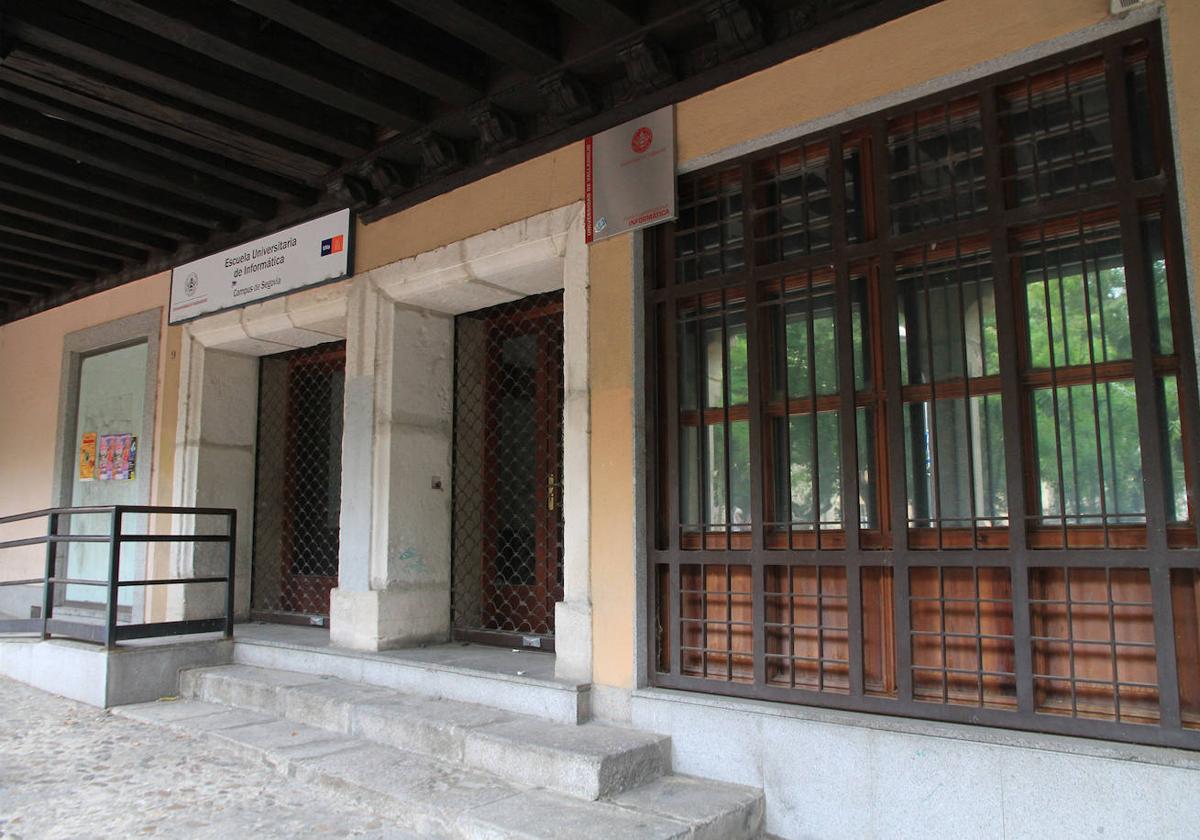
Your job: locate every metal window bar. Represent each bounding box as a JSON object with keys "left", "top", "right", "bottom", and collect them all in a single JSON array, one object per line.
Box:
[
  {"left": 646, "top": 23, "right": 1200, "bottom": 750},
  {"left": 0, "top": 505, "right": 236, "bottom": 647}
]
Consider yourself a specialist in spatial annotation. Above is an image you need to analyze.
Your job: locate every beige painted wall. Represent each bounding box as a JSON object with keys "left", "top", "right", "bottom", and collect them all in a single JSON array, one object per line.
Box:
[
  {"left": 353, "top": 147, "right": 584, "bottom": 275},
  {"left": 0, "top": 273, "right": 177, "bottom": 587}
]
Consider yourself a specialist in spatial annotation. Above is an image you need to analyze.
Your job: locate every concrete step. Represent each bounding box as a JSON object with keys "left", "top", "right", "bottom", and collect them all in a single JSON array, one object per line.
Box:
[
  {"left": 232, "top": 627, "right": 588, "bottom": 724},
  {"left": 180, "top": 663, "right": 669, "bottom": 801},
  {"left": 116, "top": 698, "right": 765, "bottom": 840}
]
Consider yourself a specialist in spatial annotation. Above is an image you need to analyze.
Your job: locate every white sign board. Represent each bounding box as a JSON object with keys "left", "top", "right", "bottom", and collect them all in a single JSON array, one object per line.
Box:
[
  {"left": 585, "top": 105, "right": 675, "bottom": 243},
  {"left": 169, "top": 208, "right": 352, "bottom": 324}
]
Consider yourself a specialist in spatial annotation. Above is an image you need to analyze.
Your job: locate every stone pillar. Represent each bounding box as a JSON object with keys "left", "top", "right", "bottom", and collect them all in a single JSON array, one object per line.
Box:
[
  {"left": 169, "top": 340, "right": 259, "bottom": 622},
  {"left": 330, "top": 277, "right": 455, "bottom": 650},
  {"left": 555, "top": 215, "right": 593, "bottom": 681}
]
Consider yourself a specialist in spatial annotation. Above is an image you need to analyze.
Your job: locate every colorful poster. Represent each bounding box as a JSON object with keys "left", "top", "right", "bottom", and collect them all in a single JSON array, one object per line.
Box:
[
  {"left": 78, "top": 432, "right": 97, "bottom": 481},
  {"left": 97, "top": 433, "right": 136, "bottom": 481}
]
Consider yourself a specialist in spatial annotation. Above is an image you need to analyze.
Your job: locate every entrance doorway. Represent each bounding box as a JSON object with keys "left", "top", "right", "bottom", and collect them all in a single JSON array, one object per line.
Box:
[
  {"left": 451, "top": 292, "right": 564, "bottom": 649},
  {"left": 250, "top": 340, "right": 345, "bottom": 625}
]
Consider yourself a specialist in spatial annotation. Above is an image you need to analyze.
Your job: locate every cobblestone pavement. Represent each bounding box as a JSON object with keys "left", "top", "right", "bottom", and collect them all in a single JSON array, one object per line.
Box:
[{"left": 0, "top": 677, "right": 427, "bottom": 839}]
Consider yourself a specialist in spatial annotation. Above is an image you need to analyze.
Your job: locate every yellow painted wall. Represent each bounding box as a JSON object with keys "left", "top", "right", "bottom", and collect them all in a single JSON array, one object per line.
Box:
[
  {"left": 353, "top": 146, "right": 584, "bottom": 274},
  {"left": 588, "top": 235, "right": 637, "bottom": 689}
]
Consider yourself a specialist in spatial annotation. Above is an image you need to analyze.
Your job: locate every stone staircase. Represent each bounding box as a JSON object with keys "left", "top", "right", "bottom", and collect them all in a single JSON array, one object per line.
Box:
[{"left": 116, "top": 663, "right": 765, "bottom": 839}]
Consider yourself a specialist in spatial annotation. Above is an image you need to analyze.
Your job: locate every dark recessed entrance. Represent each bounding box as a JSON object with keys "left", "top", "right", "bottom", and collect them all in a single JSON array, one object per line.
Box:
[
  {"left": 251, "top": 340, "right": 345, "bottom": 625},
  {"left": 452, "top": 292, "right": 564, "bottom": 650}
]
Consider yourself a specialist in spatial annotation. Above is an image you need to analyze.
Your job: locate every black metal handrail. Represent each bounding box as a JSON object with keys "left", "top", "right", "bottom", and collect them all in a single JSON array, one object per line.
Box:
[{"left": 0, "top": 505, "right": 236, "bottom": 647}]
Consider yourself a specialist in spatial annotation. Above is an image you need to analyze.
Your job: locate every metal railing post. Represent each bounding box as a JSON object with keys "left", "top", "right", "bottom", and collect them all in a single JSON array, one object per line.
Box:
[
  {"left": 224, "top": 510, "right": 237, "bottom": 639},
  {"left": 41, "top": 512, "right": 58, "bottom": 639},
  {"left": 105, "top": 506, "right": 123, "bottom": 649}
]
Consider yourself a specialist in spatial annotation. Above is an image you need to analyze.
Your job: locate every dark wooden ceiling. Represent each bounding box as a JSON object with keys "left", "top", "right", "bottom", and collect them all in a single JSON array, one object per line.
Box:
[{"left": 0, "top": 0, "right": 931, "bottom": 325}]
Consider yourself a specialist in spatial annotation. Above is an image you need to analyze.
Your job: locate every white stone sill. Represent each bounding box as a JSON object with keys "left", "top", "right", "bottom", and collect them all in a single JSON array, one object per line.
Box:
[{"left": 631, "top": 686, "right": 1200, "bottom": 772}]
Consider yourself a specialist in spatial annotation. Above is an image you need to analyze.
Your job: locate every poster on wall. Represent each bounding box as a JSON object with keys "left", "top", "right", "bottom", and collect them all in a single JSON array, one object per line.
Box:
[
  {"left": 78, "top": 432, "right": 97, "bottom": 481},
  {"left": 97, "top": 433, "right": 136, "bottom": 481},
  {"left": 168, "top": 208, "right": 353, "bottom": 325},
  {"left": 585, "top": 105, "right": 676, "bottom": 243}
]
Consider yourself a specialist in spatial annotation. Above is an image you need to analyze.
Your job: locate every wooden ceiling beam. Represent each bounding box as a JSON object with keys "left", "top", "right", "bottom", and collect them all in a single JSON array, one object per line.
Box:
[
  {"left": 0, "top": 102, "right": 278, "bottom": 220},
  {"left": 0, "top": 171, "right": 205, "bottom": 242},
  {"left": 1, "top": 48, "right": 335, "bottom": 185},
  {"left": 0, "top": 212, "right": 146, "bottom": 264},
  {"left": 0, "top": 71, "right": 318, "bottom": 206},
  {"left": 546, "top": 0, "right": 641, "bottom": 33},
  {"left": 0, "top": 254, "right": 90, "bottom": 286},
  {"left": 230, "top": 0, "right": 483, "bottom": 104},
  {"left": 0, "top": 249, "right": 95, "bottom": 283},
  {"left": 0, "top": 280, "right": 46, "bottom": 299},
  {"left": 0, "top": 230, "right": 122, "bottom": 274},
  {"left": 0, "top": 147, "right": 216, "bottom": 239},
  {"left": 75, "top": 0, "right": 427, "bottom": 129},
  {"left": 0, "top": 188, "right": 178, "bottom": 252},
  {"left": 0, "top": 292, "right": 32, "bottom": 306},
  {"left": 386, "top": 0, "right": 560, "bottom": 75},
  {"left": 5, "top": 4, "right": 371, "bottom": 159}
]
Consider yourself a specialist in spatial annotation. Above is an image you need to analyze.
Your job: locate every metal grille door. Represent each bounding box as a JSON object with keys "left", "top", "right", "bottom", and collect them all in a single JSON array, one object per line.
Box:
[
  {"left": 452, "top": 292, "right": 564, "bottom": 649},
  {"left": 251, "top": 341, "right": 345, "bottom": 623}
]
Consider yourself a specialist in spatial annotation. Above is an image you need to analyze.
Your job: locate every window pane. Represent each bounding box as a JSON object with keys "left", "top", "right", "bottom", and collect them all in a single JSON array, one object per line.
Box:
[
  {"left": 856, "top": 406, "right": 879, "bottom": 530},
  {"left": 679, "top": 317, "right": 698, "bottom": 411},
  {"left": 1125, "top": 55, "right": 1158, "bottom": 181},
  {"left": 781, "top": 412, "right": 842, "bottom": 529},
  {"left": 691, "top": 419, "right": 751, "bottom": 531},
  {"left": 704, "top": 314, "right": 725, "bottom": 408},
  {"left": 680, "top": 301, "right": 747, "bottom": 410},
  {"left": 754, "top": 143, "right": 832, "bottom": 265},
  {"left": 728, "top": 316, "right": 749, "bottom": 405},
  {"left": 783, "top": 292, "right": 838, "bottom": 398},
  {"left": 676, "top": 166, "right": 744, "bottom": 283},
  {"left": 1140, "top": 215, "right": 1173, "bottom": 356},
  {"left": 888, "top": 98, "right": 986, "bottom": 234},
  {"left": 706, "top": 423, "right": 727, "bottom": 526},
  {"left": 680, "top": 424, "right": 700, "bottom": 530},
  {"left": 897, "top": 247, "right": 996, "bottom": 384},
  {"left": 730, "top": 419, "right": 752, "bottom": 531},
  {"left": 852, "top": 273, "right": 871, "bottom": 391},
  {"left": 1159, "top": 376, "right": 1189, "bottom": 523},
  {"left": 905, "top": 396, "right": 1008, "bottom": 530},
  {"left": 845, "top": 142, "right": 867, "bottom": 244},
  {"left": 1022, "top": 221, "right": 1131, "bottom": 369},
  {"left": 999, "top": 57, "right": 1115, "bottom": 207},
  {"left": 1031, "top": 381, "right": 1145, "bottom": 526}
]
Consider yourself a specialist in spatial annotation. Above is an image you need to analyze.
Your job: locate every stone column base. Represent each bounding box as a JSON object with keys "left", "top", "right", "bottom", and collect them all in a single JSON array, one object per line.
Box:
[
  {"left": 553, "top": 599, "right": 593, "bottom": 681},
  {"left": 329, "top": 587, "right": 450, "bottom": 651}
]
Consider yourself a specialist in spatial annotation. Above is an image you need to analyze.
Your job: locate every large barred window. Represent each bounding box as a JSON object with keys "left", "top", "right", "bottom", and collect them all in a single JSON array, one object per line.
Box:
[{"left": 647, "top": 26, "right": 1200, "bottom": 747}]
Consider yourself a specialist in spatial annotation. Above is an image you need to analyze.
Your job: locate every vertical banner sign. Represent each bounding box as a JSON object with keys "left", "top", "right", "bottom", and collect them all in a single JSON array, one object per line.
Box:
[
  {"left": 585, "top": 105, "right": 675, "bottom": 243},
  {"left": 169, "top": 208, "right": 353, "bottom": 324}
]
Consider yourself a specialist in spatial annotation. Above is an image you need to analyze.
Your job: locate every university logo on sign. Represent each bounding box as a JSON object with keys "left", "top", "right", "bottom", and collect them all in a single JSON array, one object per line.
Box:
[{"left": 321, "top": 235, "right": 344, "bottom": 257}]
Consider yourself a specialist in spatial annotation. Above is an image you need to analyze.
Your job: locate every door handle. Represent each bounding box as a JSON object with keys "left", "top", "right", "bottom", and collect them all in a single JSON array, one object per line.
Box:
[{"left": 548, "top": 473, "right": 556, "bottom": 512}]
